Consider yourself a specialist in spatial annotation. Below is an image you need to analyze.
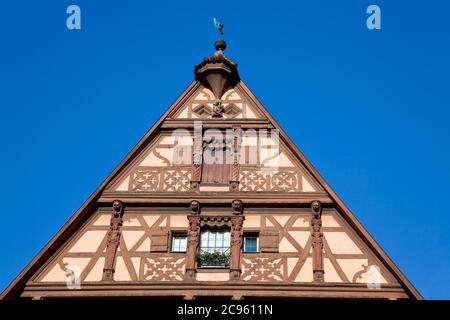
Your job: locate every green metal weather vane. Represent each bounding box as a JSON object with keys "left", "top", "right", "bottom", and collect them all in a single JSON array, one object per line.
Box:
[{"left": 213, "top": 17, "right": 224, "bottom": 35}]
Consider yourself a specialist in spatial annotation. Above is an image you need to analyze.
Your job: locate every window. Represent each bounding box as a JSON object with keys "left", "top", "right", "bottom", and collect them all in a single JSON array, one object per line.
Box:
[
  {"left": 243, "top": 233, "right": 259, "bottom": 253},
  {"left": 170, "top": 233, "right": 187, "bottom": 252},
  {"left": 200, "top": 229, "right": 230, "bottom": 253}
]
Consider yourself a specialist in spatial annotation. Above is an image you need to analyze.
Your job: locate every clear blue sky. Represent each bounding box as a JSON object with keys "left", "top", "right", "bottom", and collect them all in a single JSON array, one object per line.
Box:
[{"left": 0, "top": 1, "right": 448, "bottom": 299}]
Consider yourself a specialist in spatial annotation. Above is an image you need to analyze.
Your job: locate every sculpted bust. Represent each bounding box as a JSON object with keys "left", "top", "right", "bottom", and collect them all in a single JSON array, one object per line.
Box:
[
  {"left": 231, "top": 199, "right": 243, "bottom": 215},
  {"left": 311, "top": 200, "right": 322, "bottom": 218},
  {"left": 112, "top": 200, "right": 124, "bottom": 219},
  {"left": 190, "top": 200, "right": 201, "bottom": 215}
]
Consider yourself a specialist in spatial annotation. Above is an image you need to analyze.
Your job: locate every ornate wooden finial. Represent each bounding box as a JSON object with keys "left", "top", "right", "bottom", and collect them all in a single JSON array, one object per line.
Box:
[
  {"left": 190, "top": 200, "right": 201, "bottom": 215},
  {"left": 231, "top": 199, "right": 243, "bottom": 215}
]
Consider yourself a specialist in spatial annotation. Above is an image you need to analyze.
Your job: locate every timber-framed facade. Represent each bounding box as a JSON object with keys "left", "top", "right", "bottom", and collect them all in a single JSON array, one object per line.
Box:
[{"left": 1, "top": 40, "right": 422, "bottom": 300}]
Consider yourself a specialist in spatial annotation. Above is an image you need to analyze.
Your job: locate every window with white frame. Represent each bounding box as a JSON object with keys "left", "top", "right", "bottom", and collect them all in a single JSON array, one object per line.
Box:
[
  {"left": 171, "top": 233, "right": 187, "bottom": 252},
  {"left": 200, "top": 229, "right": 230, "bottom": 253}
]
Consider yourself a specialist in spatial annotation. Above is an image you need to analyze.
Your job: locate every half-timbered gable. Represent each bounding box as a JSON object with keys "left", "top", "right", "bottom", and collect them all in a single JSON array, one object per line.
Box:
[{"left": 1, "top": 39, "right": 421, "bottom": 300}]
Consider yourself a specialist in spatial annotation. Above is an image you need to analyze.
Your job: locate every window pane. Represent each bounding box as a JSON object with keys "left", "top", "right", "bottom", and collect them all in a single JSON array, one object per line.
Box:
[
  {"left": 201, "top": 231, "right": 209, "bottom": 248},
  {"left": 179, "top": 237, "right": 187, "bottom": 251},
  {"left": 216, "top": 232, "right": 223, "bottom": 248},
  {"left": 244, "top": 236, "right": 258, "bottom": 252},
  {"left": 200, "top": 230, "right": 231, "bottom": 253},
  {"left": 223, "top": 231, "right": 230, "bottom": 247},
  {"left": 210, "top": 232, "right": 216, "bottom": 248},
  {"left": 172, "top": 235, "right": 187, "bottom": 252}
]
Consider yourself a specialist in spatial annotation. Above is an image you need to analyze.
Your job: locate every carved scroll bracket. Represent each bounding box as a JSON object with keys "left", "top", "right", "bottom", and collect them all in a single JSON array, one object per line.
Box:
[
  {"left": 311, "top": 200, "right": 324, "bottom": 282},
  {"left": 102, "top": 200, "right": 125, "bottom": 281}
]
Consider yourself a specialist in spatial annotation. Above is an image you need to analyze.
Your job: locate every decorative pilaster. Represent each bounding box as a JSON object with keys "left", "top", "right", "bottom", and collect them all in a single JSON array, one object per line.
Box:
[
  {"left": 311, "top": 200, "right": 324, "bottom": 282},
  {"left": 230, "top": 199, "right": 244, "bottom": 280},
  {"left": 185, "top": 200, "right": 201, "bottom": 280},
  {"left": 102, "top": 200, "right": 124, "bottom": 281},
  {"left": 230, "top": 126, "right": 242, "bottom": 192},
  {"left": 191, "top": 121, "right": 203, "bottom": 190}
]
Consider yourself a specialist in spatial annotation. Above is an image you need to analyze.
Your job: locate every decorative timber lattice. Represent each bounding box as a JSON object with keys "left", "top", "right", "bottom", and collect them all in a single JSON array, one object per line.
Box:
[
  {"left": 241, "top": 257, "right": 284, "bottom": 281},
  {"left": 141, "top": 256, "right": 185, "bottom": 281},
  {"left": 130, "top": 168, "right": 191, "bottom": 192},
  {"left": 239, "top": 168, "right": 306, "bottom": 192}
]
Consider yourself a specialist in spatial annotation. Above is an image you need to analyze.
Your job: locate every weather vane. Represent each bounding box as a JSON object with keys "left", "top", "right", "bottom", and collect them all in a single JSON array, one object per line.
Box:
[{"left": 213, "top": 17, "right": 224, "bottom": 35}]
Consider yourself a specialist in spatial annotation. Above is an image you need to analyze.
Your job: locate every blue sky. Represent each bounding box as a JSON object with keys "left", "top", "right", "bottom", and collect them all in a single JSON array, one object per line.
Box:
[{"left": 0, "top": 1, "right": 449, "bottom": 299}]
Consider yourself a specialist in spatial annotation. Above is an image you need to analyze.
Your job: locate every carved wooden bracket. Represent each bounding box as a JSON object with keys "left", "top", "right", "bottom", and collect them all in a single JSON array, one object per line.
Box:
[
  {"left": 185, "top": 201, "right": 201, "bottom": 280},
  {"left": 229, "top": 126, "right": 242, "bottom": 192},
  {"left": 190, "top": 122, "right": 203, "bottom": 191},
  {"left": 311, "top": 200, "right": 324, "bottom": 282},
  {"left": 230, "top": 200, "right": 244, "bottom": 280},
  {"left": 102, "top": 200, "right": 124, "bottom": 281}
]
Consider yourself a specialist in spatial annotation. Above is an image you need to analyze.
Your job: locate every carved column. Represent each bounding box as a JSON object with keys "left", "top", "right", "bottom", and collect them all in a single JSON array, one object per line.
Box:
[
  {"left": 102, "top": 200, "right": 124, "bottom": 281},
  {"left": 311, "top": 200, "right": 324, "bottom": 282},
  {"left": 230, "top": 199, "right": 244, "bottom": 280},
  {"left": 229, "top": 126, "right": 242, "bottom": 192},
  {"left": 185, "top": 200, "right": 201, "bottom": 280},
  {"left": 190, "top": 121, "right": 203, "bottom": 190}
]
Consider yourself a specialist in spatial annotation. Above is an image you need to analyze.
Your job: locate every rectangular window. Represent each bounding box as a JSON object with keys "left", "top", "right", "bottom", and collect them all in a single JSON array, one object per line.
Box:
[
  {"left": 243, "top": 234, "right": 259, "bottom": 253},
  {"left": 171, "top": 233, "right": 187, "bottom": 252},
  {"left": 200, "top": 230, "right": 230, "bottom": 253}
]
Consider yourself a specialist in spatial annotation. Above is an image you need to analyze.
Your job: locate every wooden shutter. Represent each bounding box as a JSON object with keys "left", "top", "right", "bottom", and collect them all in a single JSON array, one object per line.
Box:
[
  {"left": 150, "top": 227, "right": 169, "bottom": 252},
  {"left": 259, "top": 229, "right": 279, "bottom": 253},
  {"left": 202, "top": 149, "right": 230, "bottom": 184}
]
